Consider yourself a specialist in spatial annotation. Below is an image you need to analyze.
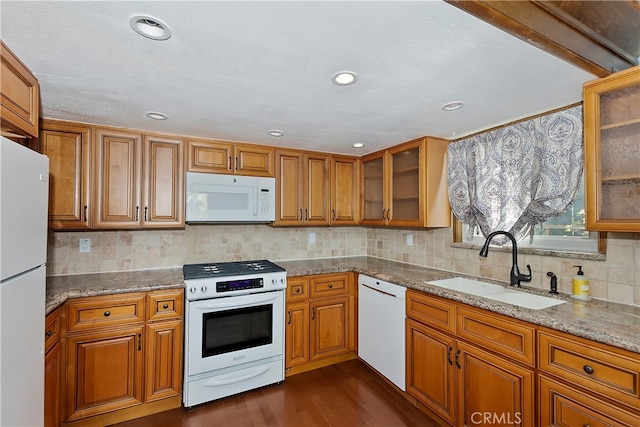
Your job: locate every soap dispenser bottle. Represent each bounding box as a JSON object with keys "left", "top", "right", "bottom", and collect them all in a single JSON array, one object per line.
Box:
[{"left": 571, "top": 265, "right": 590, "bottom": 300}]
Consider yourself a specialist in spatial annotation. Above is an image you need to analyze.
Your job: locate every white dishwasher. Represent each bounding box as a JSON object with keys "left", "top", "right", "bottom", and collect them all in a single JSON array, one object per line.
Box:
[{"left": 358, "top": 274, "right": 406, "bottom": 391}]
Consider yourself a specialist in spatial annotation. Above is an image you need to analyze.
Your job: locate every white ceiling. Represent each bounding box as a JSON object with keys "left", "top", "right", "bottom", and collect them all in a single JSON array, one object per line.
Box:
[{"left": 0, "top": 1, "right": 595, "bottom": 155}]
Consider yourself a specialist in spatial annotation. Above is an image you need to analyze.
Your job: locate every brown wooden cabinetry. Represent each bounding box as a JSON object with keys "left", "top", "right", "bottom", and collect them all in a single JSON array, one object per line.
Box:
[
  {"left": 330, "top": 156, "right": 360, "bottom": 225},
  {"left": 362, "top": 137, "right": 450, "bottom": 227},
  {"left": 186, "top": 138, "right": 274, "bottom": 177},
  {"left": 584, "top": 65, "right": 640, "bottom": 232},
  {"left": 93, "top": 128, "right": 184, "bottom": 229},
  {"left": 537, "top": 327, "right": 640, "bottom": 424},
  {"left": 275, "top": 150, "right": 330, "bottom": 226},
  {"left": 1, "top": 41, "right": 39, "bottom": 142},
  {"left": 406, "top": 290, "right": 535, "bottom": 426},
  {"left": 45, "top": 307, "right": 63, "bottom": 427},
  {"left": 40, "top": 120, "right": 91, "bottom": 230},
  {"left": 285, "top": 273, "right": 356, "bottom": 375},
  {"left": 62, "top": 289, "right": 183, "bottom": 425}
]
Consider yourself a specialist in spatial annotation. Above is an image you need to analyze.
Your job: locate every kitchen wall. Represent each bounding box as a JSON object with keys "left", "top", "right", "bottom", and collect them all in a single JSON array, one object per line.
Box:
[{"left": 47, "top": 226, "right": 640, "bottom": 306}]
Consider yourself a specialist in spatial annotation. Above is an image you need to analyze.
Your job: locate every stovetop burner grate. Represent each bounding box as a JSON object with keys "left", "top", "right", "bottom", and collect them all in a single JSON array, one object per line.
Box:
[{"left": 183, "top": 260, "right": 285, "bottom": 280}]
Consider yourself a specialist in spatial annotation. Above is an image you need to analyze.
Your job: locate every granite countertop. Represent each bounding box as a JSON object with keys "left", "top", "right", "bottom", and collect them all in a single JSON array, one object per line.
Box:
[{"left": 46, "top": 256, "right": 640, "bottom": 353}]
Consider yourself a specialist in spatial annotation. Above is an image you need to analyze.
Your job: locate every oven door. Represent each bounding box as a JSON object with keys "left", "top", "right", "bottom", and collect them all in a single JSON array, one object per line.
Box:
[{"left": 186, "top": 290, "right": 284, "bottom": 376}]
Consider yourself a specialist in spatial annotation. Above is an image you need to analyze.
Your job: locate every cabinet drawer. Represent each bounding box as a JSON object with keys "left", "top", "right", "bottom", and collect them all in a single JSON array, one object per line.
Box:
[
  {"left": 457, "top": 306, "right": 535, "bottom": 367},
  {"left": 147, "top": 289, "right": 183, "bottom": 322},
  {"left": 538, "top": 329, "right": 640, "bottom": 410},
  {"left": 66, "top": 293, "right": 145, "bottom": 332},
  {"left": 539, "top": 374, "right": 639, "bottom": 427},
  {"left": 45, "top": 307, "right": 62, "bottom": 352},
  {"left": 309, "top": 273, "right": 350, "bottom": 298},
  {"left": 287, "top": 277, "right": 308, "bottom": 302},
  {"left": 406, "top": 290, "right": 456, "bottom": 334}
]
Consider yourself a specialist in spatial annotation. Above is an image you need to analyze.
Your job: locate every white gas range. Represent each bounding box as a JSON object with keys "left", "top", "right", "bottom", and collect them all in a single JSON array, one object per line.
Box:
[{"left": 182, "top": 260, "right": 287, "bottom": 408}]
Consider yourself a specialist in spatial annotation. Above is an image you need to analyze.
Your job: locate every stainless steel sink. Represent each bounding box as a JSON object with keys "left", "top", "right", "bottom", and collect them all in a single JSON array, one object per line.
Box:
[{"left": 425, "top": 277, "right": 566, "bottom": 310}]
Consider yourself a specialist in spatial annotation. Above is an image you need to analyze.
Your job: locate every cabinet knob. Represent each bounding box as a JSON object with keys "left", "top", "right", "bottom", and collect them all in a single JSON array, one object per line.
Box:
[
  {"left": 163, "top": 303, "right": 169, "bottom": 309},
  {"left": 583, "top": 365, "right": 594, "bottom": 375},
  {"left": 46, "top": 330, "right": 52, "bottom": 337},
  {"left": 295, "top": 288, "right": 300, "bottom": 293},
  {"left": 104, "top": 311, "right": 110, "bottom": 317},
  {"left": 328, "top": 283, "right": 333, "bottom": 289}
]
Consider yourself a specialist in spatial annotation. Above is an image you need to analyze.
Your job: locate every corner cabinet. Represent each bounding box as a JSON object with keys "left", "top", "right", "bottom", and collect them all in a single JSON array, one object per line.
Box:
[
  {"left": 92, "top": 128, "right": 184, "bottom": 229},
  {"left": 584, "top": 65, "right": 640, "bottom": 232},
  {"left": 0, "top": 41, "right": 39, "bottom": 143},
  {"left": 362, "top": 137, "right": 450, "bottom": 228}
]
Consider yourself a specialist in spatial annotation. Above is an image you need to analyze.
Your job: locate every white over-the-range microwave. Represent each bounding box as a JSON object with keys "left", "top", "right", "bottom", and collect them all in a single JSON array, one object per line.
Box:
[{"left": 185, "top": 172, "right": 276, "bottom": 223}]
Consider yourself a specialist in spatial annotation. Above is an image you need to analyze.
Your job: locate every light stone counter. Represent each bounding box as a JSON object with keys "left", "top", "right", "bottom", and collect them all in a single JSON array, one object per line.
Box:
[{"left": 46, "top": 257, "right": 640, "bottom": 353}]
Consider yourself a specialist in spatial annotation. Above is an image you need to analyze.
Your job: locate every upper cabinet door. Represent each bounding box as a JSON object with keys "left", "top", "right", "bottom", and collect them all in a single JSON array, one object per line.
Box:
[
  {"left": 330, "top": 156, "right": 360, "bottom": 225},
  {"left": 143, "top": 135, "right": 184, "bottom": 228},
  {"left": 584, "top": 66, "right": 640, "bottom": 232},
  {"left": 234, "top": 144, "right": 274, "bottom": 177},
  {"left": 304, "top": 153, "right": 330, "bottom": 226},
  {"left": 361, "top": 151, "right": 389, "bottom": 226},
  {"left": 0, "top": 41, "right": 39, "bottom": 141},
  {"left": 93, "top": 128, "right": 142, "bottom": 228},
  {"left": 388, "top": 140, "right": 422, "bottom": 227},
  {"left": 186, "top": 139, "right": 233, "bottom": 174},
  {"left": 40, "top": 120, "right": 91, "bottom": 230},
  {"left": 275, "top": 150, "right": 304, "bottom": 225}
]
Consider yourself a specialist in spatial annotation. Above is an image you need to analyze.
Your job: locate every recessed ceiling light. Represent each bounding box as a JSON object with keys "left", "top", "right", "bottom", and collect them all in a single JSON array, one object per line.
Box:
[
  {"left": 441, "top": 101, "right": 464, "bottom": 111},
  {"left": 146, "top": 111, "right": 168, "bottom": 120},
  {"left": 268, "top": 130, "right": 284, "bottom": 137},
  {"left": 352, "top": 143, "right": 365, "bottom": 148},
  {"left": 130, "top": 15, "right": 172, "bottom": 41},
  {"left": 331, "top": 71, "right": 358, "bottom": 86}
]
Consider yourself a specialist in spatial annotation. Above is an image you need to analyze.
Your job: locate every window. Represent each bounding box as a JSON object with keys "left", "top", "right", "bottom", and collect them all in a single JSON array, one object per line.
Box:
[{"left": 462, "top": 174, "right": 599, "bottom": 253}]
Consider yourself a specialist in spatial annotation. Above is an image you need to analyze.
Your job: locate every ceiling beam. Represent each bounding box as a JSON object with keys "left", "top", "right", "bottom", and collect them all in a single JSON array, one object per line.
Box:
[{"left": 446, "top": 0, "right": 640, "bottom": 77}]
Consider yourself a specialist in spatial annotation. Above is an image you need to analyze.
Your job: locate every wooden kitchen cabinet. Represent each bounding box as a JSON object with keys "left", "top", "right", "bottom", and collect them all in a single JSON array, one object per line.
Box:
[
  {"left": 62, "top": 290, "right": 183, "bottom": 425},
  {"left": 1, "top": 40, "right": 39, "bottom": 142},
  {"left": 186, "top": 138, "right": 274, "bottom": 177},
  {"left": 40, "top": 120, "right": 91, "bottom": 230},
  {"left": 330, "top": 156, "right": 360, "bottom": 225},
  {"left": 362, "top": 137, "right": 450, "bottom": 227},
  {"left": 584, "top": 65, "right": 640, "bottom": 232},
  {"left": 538, "top": 327, "right": 640, "bottom": 419},
  {"left": 45, "top": 307, "right": 63, "bottom": 427},
  {"left": 92, "top": 127, "right": 184, "bottom": 229},
  {"left": 284, "top": 273, "right": 356, "bottom": 375},
  {"left": 275, "top": 150, "right": 330, "bottom": 226},
  {"left": 406, "top": 290, "right": 535, "bottom": 426}
]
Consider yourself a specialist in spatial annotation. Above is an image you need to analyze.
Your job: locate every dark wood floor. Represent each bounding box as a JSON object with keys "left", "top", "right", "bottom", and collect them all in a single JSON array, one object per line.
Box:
[{"left": 112, "top": 359, "right": 440, "bottom": 427}]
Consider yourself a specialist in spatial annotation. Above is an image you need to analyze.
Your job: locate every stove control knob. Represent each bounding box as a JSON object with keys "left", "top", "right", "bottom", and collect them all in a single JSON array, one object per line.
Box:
[
  {"left": 271, "top": 279, "right": 277, "bottom": 285},
  {"left": 280, "top": 278, "right": 286, "bottom": 284},
  {"left": 201, "top": 285, "right": 207, "bottom": 293},
  {"left": 189, "top": 286, "right": 197, "bottom": 294}
]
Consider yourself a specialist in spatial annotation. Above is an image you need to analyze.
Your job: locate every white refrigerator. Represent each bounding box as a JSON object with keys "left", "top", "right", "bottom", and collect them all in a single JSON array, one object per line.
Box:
[{"left": 0, "top": 136, "right": 49, "bottom": 426}]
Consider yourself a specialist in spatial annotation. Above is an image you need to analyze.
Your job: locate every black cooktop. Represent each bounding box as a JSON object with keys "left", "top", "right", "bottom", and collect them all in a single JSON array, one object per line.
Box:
[{"left": 183, "top": 260, "right": 285, "bottom": 280}]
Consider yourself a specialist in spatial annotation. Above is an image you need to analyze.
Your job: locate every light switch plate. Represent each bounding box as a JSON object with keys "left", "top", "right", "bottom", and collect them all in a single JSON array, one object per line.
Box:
[
  {"left": 309, "top": 232, "right": 316, "bottom": 244},
  {"left": 406, "top": 234, "right": 413, "bottom": 247}
]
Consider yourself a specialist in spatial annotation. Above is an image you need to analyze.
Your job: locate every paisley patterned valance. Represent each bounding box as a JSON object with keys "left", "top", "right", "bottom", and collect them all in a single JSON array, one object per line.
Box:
[{"left": 447, "top": 104, "right": 584, "bottom": 245}]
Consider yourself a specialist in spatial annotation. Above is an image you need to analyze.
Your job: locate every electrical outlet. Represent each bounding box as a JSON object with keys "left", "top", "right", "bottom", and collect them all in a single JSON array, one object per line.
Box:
[
  {"left": 406, "top": 234, "right": 413, "bottom": 247},
  {"left": 79, "top": 238, "right": 91, "bottom": 253},
  {"left": 309, "top": 232, "right": 316, "bottom": 244}
]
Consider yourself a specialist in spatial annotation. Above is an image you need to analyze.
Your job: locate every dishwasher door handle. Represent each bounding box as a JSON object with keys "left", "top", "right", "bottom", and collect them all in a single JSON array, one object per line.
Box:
[{"left": 361, "top": 283, "right": 398, "bottom": 298}]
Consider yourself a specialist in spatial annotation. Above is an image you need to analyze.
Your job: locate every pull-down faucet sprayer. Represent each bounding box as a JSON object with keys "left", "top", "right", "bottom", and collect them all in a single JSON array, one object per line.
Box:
[{"left": 479, "top": 231, "right": 532, "bottom": 287}]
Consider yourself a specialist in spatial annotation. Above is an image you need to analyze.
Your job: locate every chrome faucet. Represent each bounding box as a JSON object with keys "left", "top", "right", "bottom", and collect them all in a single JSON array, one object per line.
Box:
[{"left": 479, "top": 231, "right": 532, "bottom": 287}]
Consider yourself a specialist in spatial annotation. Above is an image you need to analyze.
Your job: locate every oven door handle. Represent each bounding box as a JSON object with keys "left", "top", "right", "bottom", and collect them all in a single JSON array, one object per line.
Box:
[
  {"left": 203, "top": 365, "right": 272, "bottom": 387},
  {"left": 195, "top": 293, "right": 279, "bottom": 310}
]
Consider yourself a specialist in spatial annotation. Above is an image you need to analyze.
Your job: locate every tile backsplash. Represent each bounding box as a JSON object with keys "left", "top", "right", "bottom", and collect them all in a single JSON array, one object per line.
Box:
[{"left": 48, "top": 225, "right": 640, "bottom": 306}]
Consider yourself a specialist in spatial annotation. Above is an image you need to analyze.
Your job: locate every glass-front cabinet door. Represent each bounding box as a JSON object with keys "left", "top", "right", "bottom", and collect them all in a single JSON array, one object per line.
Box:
[
  {"left": 584, "top": 65, "right": 640, "bottom": 232},
  {"left": 361, "top": 151, "right": 388, "bottom": 225},
  {"left": 389, "top": 142, "right": 421, "bottom": 226}
]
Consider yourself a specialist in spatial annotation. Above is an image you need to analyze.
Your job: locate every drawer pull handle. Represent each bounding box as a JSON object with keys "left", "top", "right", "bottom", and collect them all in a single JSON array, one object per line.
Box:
[
  {"left": 163, "top": 303, "right": 169, "bottom": 309},
  {"left": 104, "top": 311, "right": 111, "bottom": 317},
  {"left": 583, "top": 365, "right": 594, "bottom": 375},
  {"left": 46, "top": 330, "right": 52, "bottom": 337}
]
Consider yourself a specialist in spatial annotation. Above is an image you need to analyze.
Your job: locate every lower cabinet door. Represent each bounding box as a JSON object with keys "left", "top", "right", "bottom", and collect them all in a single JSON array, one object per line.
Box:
[
  {"left": 145, "top": 320, "right": 183, "bottom": 402},
  {"left": 406, "top": 319, "right": 456, "bottom": 425},
  {"left": 44, "top": 342, "right": 62, "bottom": 427},
  {"left": 309, "top": 296, "right": 349, "bottom": 361},
  {"left": 285, "top": 301, "right": 309, "bottom": 368},
  {"left": 457, "top": 341, "right": 534, "bottom": 427},
  {"left": 539, "top": 375, "right": 640, "bottom": 427},
  {"left": 66, "top": 326, "right": 144, "bottom": 421}
]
